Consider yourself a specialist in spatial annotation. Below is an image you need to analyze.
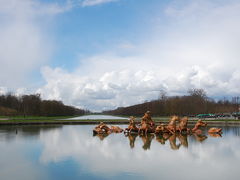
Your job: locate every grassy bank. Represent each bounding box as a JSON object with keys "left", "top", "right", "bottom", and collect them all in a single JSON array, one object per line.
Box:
[{"left": 0, "top": 116, "right": 240, "bottom": 126}]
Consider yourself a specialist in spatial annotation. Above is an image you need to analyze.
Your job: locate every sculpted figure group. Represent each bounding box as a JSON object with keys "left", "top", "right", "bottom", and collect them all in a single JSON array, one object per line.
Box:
[
  {"left": 93, "top": 111, "right": 222, "bottom": 138},
  {"left": 93, "top": 122, "right": 123, "bottom": 135}
]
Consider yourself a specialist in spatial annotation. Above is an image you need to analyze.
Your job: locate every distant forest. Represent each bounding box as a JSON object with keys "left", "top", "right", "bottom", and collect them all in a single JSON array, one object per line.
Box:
[
  {"left": 103, "top": 89, "right": 240, "bottom": 116},
  {"left": 0, "top": 93, "right": 88, "bottom": 116}
]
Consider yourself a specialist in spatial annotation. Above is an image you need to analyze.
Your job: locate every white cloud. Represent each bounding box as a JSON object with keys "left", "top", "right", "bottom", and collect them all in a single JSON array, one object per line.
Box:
[
  {"left": 38, "top": 125, "right": 240, "bottom": 179},
  {"left": 0, "top": 0, "right": 71, "bottom": 88},
  {"left": 0, "top": 138, "right": 47, "bottom": 180},
  {"left": 37, "top": 64, "right": 240, "bottom": 111},
  {"left": 81, "top": 0, "right": 118, "bottom": 7},
  {"left": 1, "top": 0, "right": 240, "bottom": 111},
  {"left": 0, "top": 87, "right": 7, "bottom": 95},
  {"left": 36, "top": 0, "right": 240, "bottom": 111}
]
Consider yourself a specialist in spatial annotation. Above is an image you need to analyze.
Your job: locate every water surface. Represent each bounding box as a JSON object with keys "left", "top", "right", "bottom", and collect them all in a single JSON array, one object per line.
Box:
[
  {"left": 0, "top": 125, "right": 240, "bottom": 180},
  {"left": 66, "top": 115, "right": 127, "bottom": 120}
]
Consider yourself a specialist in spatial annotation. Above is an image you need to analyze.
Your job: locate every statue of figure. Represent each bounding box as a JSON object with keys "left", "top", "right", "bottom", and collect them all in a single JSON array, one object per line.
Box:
[
  {"left": 125, "top": 116, "right": 139, "bottom": 133},
  {"left": 141, "top": 111, "right": 155, "bottom": 132}
]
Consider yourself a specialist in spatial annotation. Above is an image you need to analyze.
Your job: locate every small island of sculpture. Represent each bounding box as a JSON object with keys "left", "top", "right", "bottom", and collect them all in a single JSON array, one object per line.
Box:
[{"left": 93, "top": 111, "right": 222, "bottom": 137}]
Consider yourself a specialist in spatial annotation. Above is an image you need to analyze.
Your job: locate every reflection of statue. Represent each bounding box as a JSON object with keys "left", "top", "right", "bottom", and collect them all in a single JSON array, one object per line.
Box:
[
  {"left": 141, "top": 134, "right": 154, "bottom": 150},
  {"left": 193, "top": 133, "right": 208, "bottom": 142},
  {"left": 93, "top": 132, "right": 109, "bottom": 141},
  {"left": 156, "top": 133, "right": 170, "bottom": 145},
  {"left": 166, "top": 116, "right": 180, "bottom": 134},
  {"left": 177, "top": 134, "right": 188, "bottom": 148},
  {"left": 126, "top": 133, "right": 138, "bottom": 149},
  {"left": 169, "top": 134, "right": 181, "bottom": 150},
  {"left": 208, "top": 132, "right": 222, "bottom": 138}
]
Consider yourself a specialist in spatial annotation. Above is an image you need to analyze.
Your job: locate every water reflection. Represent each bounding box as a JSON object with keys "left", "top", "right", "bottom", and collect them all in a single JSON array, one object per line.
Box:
[
  {"left": 92, "top": 124, "right": 225, "bottom": 151},
  {"left": 123, "top": 133, "right": 212, "bottom": 151},
  {"left": 0, "top": 125, "right": 62, "bottom": 142},
  {"left": 140, "top": 134, "right": 154, "bottom": 150},
  {"left": 1, "top": 125, "right": 240, "bottom": 180},
  {"left": 94, "top": 132, "right": 110, "bottom": 141},
  {"left": 126, "top": 133, "right": 138, "bottom": 149}
]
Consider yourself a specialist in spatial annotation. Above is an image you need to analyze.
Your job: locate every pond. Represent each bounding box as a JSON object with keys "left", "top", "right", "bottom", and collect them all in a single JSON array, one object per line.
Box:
[
  {"left": 0, "top": 124, "right": 240, "bottom": 180},
  {"left": 66, "top": 115, "right": 127, "bottom": 120}
]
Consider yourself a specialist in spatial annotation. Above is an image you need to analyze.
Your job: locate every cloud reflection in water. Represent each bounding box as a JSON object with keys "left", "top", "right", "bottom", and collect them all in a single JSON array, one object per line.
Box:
[{"left": 38, "top": 125, "right": 240, "bottom": 180}]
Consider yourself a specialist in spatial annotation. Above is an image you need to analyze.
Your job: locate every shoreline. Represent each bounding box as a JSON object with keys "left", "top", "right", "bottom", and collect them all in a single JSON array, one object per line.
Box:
[{"left": 1, "top": 119, "right": 240, "bottom": 126}]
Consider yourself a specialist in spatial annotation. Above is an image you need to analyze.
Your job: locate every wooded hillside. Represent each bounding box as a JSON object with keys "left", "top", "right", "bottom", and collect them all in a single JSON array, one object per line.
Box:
[
  {"left": 0, "top": 93, "right": 88, "bottom": 116},
  {"left": 103, "top": 89, "right": 240, "bottom": 116}
]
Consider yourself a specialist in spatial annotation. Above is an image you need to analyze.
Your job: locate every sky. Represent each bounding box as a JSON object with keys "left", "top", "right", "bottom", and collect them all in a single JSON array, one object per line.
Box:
[{"left": 0, "top": 0, "right": 240, "bottom": 111}]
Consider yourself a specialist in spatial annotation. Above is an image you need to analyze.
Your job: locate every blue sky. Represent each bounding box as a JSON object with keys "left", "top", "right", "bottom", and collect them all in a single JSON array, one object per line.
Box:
[
  {"left": 50, "top": 0, "right": 167, "bottom": 69},
  {"left": 0, "top": 0, "right": 240, "bottom": 111}
]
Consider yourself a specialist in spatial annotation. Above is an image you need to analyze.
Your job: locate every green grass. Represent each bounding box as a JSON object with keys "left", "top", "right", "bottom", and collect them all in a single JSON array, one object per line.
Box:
[
  {"left": 0, "top": 115, "right": 239, "bottom": 124},
  {"left": 0, "top": 115, "right": 77, "bottom": 122},
  {"left": 0, "top": 116, "right": 8, "bottom": 118},
  {"left": 1, "top": 118, "right": 240, "bottom": 124},
  {"left": 0, "top": 117, "right": 130, "bottom": 123},
  {"left": 9, "top": 116, "right": 74, "bottom": 120}
]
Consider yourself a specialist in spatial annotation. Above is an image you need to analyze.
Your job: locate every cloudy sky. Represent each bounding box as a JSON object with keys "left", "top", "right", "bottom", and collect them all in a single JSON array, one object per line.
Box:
[{"left": 0, "top": 0, "right": 240, "bottom": 111}]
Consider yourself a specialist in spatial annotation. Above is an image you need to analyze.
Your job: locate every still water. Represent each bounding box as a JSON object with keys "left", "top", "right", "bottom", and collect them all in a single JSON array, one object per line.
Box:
[
  {"left": 0, "top": 125, "right": 240, "bottom": 180},
  {"left": 66, "top": 115, "right": 127, "bottom": 120}
]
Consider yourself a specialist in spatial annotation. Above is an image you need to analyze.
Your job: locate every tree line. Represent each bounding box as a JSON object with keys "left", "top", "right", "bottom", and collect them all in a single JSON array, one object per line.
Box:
[
  {"left": 0, "top": 93, "right": 88, "bottom": 116},
  {"left": 103, "top": 89, "right": 240, "bottom": 116}
]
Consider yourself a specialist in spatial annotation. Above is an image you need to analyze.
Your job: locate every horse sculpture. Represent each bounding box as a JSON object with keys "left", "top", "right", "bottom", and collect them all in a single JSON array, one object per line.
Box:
[
  {"left": 111, "top": 126, "right": 123, "bottom": 133},
  {"left": 92, "top": 112, "right": 224, "bottom": 145},
  {"left": 166, "top": 116, "right": 180, "bottom": 134},
  {"left": 191, "top": 120, "right": 207, "bottom": 134},
  {"left": 177, "top": 116, "right": 190, "bottom": 134},
  {"left": 93, "top": 122, "right": 112, "bottom": 135},
  {"left": 208, "top": 127, "right": 222, "bottom": 134}
]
